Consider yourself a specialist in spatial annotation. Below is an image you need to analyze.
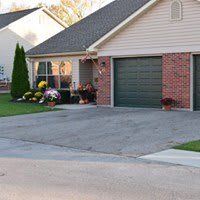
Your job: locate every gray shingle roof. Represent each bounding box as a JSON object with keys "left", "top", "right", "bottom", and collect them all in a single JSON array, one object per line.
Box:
[
  {"left": 0, "top": 8, "right": 40, "bottom": 30},
  {"left": 27, "top": 0, "right": 150, "bottom": 56}
]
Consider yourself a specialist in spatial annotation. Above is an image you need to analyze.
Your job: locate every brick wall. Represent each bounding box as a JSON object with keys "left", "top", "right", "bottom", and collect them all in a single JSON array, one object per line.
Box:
[
  {"left": 163, "top": 53, "right": 191, "bottom": 109},
  {"left": 97, "top": 57, "right": 111, "bottom": 105}
]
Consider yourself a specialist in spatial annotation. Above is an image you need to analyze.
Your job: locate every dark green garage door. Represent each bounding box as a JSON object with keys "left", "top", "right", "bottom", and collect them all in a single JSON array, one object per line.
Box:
[
  {"left": 114, "top": 57, "right": 162, "bottom": 108},
  {"left": 194, "top": 55, "right": 200, "bottom": 110}
]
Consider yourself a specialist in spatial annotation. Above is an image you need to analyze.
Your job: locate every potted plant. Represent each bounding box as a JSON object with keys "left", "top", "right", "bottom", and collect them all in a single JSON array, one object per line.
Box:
[
  {"left": 160, "top": 98, "right": 175, "bottom": 111},
  {"left": 44, "top": 89, "right": 61, "bottom": 108},
  {"left": 77, "top": 82, "right": 96, "bottom": 104}
]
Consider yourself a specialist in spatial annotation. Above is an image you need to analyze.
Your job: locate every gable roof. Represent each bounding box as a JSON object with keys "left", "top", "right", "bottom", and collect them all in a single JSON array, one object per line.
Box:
[
  {"left": 27, "top": 0, "right": 151, "bottom": 57},
  {"left": 0, "top": 7, "right": 67, "bottom": 33},
  {"left": 0, "top": 8, "right": 40, "bottom": 30}
]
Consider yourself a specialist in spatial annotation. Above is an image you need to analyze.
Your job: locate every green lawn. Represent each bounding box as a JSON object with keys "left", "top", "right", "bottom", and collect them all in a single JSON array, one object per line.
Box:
[
  {"left": 0, "top": 93, "right": 55, "bottom": 117},
  {"left": 175, "top": 140, "right": 200, "bottom": 153}
]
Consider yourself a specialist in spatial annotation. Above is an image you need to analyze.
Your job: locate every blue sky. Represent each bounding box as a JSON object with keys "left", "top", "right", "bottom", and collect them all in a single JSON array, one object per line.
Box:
[{"left": 0, "top": 0, "right": 114, "bottom": 13}]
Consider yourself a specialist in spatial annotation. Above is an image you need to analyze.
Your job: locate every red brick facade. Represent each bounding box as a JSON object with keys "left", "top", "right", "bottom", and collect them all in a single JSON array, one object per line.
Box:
[
  {"left": 97, "top": 57, "right": 111, "bottom": 105},
  {"left": 163, "top": 53, "right": 191, "bottom": 109},
  {"left": 97, "top": 53, "right": 191, "bottom": 109}
]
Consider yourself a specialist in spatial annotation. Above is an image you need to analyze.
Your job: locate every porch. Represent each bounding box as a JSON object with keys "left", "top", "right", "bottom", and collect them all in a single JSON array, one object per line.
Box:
[{"left": 30, "top": 56, "right": 99, "bottom": 104}]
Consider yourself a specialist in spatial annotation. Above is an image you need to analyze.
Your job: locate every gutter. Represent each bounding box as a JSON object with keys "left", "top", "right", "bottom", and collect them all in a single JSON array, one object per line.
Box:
[{"left": 26, "top": 51, "right": 88, "bottom": 58}]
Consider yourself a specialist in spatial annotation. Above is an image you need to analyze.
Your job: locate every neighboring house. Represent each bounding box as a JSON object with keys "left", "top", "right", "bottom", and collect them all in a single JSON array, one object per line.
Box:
[
  {"left": 0, "top": 7, "right": 66, "bottom": 89},
  {"left": 27, "top": 0, "right": 200, "bottom": 111}
]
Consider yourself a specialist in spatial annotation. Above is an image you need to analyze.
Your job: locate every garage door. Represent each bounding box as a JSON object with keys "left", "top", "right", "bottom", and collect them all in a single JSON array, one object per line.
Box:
[
  {"left": 194, "top": 55, "right": 200, "bottom": 110},
  {"left": 114, "top": 57, "right": 162, "bottom": 108}
]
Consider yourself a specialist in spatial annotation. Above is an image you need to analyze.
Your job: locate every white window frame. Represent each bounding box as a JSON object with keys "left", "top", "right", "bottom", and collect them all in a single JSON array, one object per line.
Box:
[{"left": 35, "top": 61, "right": 72, "bottom": 90}]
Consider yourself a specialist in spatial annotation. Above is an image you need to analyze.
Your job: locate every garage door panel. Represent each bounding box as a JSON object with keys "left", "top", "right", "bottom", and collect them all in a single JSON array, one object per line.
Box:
[
  {"left": 114, "top": 57, "right": 162, "bottom": 108},
  {"left": 194, "top": 55, "right": 200, "bottom": 110},
  {"left": 118, "top": 73, "right": 138, "bottom": 79}
]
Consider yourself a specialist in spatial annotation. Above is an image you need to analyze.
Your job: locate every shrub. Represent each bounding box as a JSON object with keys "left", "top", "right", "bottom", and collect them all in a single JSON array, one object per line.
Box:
[
  {"left": 11, "top": 44, "right": 30, "bottom": 98},
  {"left": 30, "top": 88, "right": 40, "bottom": 95},
  {"left": 58, "top": 90, "right": 71, "bottom": 104},
  {"left": 24, "top": 92, "right": 33, "bottom": 100},
  {"left": 34, "top": 92, "right": 43, "bottom": 100}
]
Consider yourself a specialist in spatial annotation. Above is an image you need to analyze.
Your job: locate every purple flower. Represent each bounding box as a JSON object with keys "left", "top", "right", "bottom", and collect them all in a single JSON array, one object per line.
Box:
[{"left": 44, "top": 89, "right": 61, "bottom": 102}]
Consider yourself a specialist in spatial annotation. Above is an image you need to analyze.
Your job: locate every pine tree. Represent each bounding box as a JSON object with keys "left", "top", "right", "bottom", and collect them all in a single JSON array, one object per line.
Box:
[
  {"left": 11, "top": 43, "right": 30, "bottom": 98},
  {"left": 21, "top": 46, "right": 30, "bottom": 92}
]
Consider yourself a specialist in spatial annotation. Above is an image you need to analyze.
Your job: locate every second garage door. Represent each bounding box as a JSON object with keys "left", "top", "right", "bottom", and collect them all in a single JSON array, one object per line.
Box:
[{"left": 114, "top": 57, "right": 162, "bottom": 108}]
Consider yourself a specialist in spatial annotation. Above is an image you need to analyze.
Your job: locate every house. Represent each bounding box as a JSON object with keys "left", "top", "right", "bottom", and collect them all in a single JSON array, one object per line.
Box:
[
  {"left": 26, "top": 0, "right": 200, "bottom": 111},
  {"left": 0, "top": 7, "right": 66, "bottom": 89}
]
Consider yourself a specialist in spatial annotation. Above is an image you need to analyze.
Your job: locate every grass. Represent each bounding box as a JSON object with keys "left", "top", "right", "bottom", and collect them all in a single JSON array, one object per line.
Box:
[
  {"left": 0, "top": 93, "right": 56, "bottom": 117},
  {"left": 175, "top": 140, "right": 200, "bottom": 153}
]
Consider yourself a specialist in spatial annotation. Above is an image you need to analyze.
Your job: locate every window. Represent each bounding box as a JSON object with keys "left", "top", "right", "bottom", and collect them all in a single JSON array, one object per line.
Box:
[
  {"left": 170, "top": 0, "right": 182, "bottom": 21},
  {"left": 0, "top": 65, "right": 4, "bottom": 80},
  {"left": 0, "top": 65, "right": 4, "bottom": 75},
  {"left": 39, "top": 15, "right": 45, "bottom": 24},
  {"left": 34, "top": 61, "right": 72, "bottom": 89}
]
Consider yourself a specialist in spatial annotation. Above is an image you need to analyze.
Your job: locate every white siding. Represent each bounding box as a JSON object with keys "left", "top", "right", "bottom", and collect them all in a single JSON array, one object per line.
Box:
[
  {"left": 79, "top": 60, "right": 93, "bottom": 84},
  {"left": 92, "top": 63, "right": 98, "bottom": 89},
  {"left": 9, "top": 10, "right": 64, "bottom": 46},
  {"left": 0, "top": 28, "right": 33, "bottom": 81},
  {"left": 72, "top": 58, "right": 80, "bottom": 89},
  {"left": 98, "top": 0, "right": 200, "bottom": 57}
]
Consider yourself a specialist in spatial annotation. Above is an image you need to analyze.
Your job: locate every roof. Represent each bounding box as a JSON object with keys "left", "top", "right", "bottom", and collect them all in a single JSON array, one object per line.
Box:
[
  {"left": 26, "top": 0, "right": 151, "bottom": 57},
  {"left": 0, "top": 8, "right": 40, "bottom": 30}
]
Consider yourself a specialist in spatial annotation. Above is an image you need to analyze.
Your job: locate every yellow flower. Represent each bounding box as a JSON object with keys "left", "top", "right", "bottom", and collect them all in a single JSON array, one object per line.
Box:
[{"left": 38, "top": 81, "right": 47, "bottom": 89}]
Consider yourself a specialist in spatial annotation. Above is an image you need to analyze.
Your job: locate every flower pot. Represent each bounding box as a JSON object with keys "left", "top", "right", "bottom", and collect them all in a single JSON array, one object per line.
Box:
[
  {"left": 163, "top": 105, "right": 172, "bottom": 111},
  {"left": 48, "top": 101, "right": 56, "bottom": 108}
]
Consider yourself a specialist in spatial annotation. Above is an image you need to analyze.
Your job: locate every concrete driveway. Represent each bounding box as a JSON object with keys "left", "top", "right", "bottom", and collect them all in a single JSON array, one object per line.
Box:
[{"left": 0, "top": 108, "right": 199, "bottom": 157}]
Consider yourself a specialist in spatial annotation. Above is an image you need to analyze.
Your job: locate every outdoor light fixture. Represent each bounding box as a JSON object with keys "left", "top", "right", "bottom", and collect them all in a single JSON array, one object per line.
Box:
[{"left": 100, "top": 61, "right": 106, "bottom": 67}]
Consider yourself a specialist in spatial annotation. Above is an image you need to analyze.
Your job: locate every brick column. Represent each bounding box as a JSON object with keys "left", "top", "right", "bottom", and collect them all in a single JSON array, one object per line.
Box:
[
  {"left": 163, "top": 53, "right": 191, "bottom": 109},
  {"left": 97, "top": 56, "right": 111, "bottom": 105}
]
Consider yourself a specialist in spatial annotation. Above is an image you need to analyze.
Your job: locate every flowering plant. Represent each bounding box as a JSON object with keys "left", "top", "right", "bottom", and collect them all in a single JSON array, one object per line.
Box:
[
  {"left": 44, "top": 89, "right": 61, "bottom": 102},
  {"left": 160, "top": 98, "right": 175, "bottom": 106},
  {"left": 38, "top": 81, "right": 48, "bottom": 90}
]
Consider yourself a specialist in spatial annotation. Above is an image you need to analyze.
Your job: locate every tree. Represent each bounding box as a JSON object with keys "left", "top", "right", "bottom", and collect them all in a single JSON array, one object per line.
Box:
[
  {"left": 11, "top": 44, "right": 30, "bottom": 99},
  {"left": 10, "top": 3, "right": 30, "bottom": 12},
  {"left": 9, "top": 0, "right": 107, "bottom": 26},
  {"left": 48, "top": 0, "right": 91, "bottom": 26},
  {"left": 48, "top": 0, "right": 106, "bottom": 26},
  {"left": 21, "top": 46, "right": 30, "bottom": 92}
]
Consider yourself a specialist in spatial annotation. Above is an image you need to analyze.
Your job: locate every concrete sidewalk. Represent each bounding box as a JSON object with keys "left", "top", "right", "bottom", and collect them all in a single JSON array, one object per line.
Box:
[
  {"left": 139, "top": 149, "right": 200, "bottom": 168},
  {"left": 55, "top": 104, "right": 97, "bottom": 110}
]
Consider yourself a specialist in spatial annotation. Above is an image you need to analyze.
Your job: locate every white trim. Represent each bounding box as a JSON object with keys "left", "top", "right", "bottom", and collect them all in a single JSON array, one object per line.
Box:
[
  {"left": 111, "top": 54, "right": 163, "bottom": 59},
  {"left": 41, "top": 7, "right": 67, "bottom": 28},
  {"left": 87, "top": 0, "right": 160, "bottom": 51},
  {"left": 27, "top": 51, "right": 87, "bottom": 58},
  {"left": 0, "top": 26, "right": 8, "bottom": 32}
]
